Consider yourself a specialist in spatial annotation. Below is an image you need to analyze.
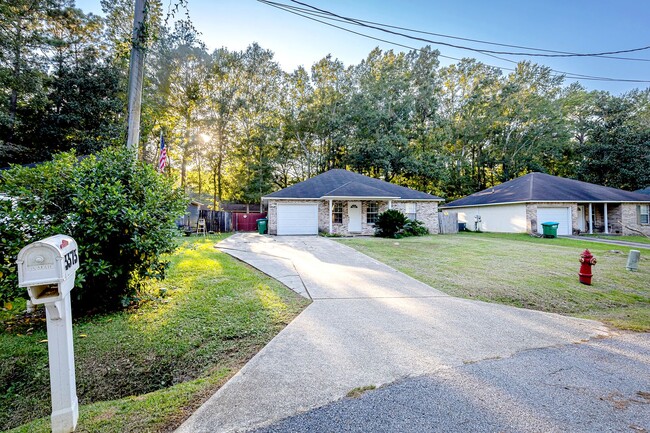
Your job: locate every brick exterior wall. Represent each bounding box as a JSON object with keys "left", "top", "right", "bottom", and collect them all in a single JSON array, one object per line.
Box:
[
  {"left": 391, "top": 201, "right": 439, "bottom": 235},
  {"left": 621, "top": 203, "right": 650, "bottom": 236},
  {"left": 267, "top": 199, "right": 440, "bottom": 236}
]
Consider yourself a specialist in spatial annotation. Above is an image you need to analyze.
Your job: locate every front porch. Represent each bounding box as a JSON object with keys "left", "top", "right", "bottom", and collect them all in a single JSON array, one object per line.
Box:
[{"left": 576, "top": 203, "right": 622, "bottom": 235}]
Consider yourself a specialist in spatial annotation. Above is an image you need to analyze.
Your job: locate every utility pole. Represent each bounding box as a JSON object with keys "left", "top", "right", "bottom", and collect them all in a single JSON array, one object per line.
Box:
[{"left": 126, "top": 0, "right": 148, "bottom": 157}]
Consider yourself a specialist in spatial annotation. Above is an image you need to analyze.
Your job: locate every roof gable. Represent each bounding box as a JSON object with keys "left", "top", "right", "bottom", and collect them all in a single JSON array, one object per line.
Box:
[
  {"left": 264, "top": 169, "right": 442, "bottom": 201},
  {"left": 444, "top": 172, "right": 650, "bottom": 207}
]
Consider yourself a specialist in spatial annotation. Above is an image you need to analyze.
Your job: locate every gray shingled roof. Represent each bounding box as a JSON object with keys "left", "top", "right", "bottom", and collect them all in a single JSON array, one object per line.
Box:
[
  {"left": 637, "top": 186, "right": 650, "bottom": 195},
  {"left": 264, "top": 169, "right": 442, "bottom": 201},
  {"left": 443, "top": 172, "right": 650, "bottom": 208}
]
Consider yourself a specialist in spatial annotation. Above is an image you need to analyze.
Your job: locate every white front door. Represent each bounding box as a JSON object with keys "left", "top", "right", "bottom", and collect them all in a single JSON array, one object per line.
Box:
[
  {"left": 577, "top": 206, "right": 585, "bottom": 232},
  {"left": 348, "top": 201, "right": 362, "bottom": 233}
]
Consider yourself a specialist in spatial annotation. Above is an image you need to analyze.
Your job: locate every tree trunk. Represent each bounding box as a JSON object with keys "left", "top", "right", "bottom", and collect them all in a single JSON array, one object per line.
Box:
[
  {"left": 212, "top": 169, "right": 218, "bottom": 209},
  {"left": 8, "top": 28, "right": 22, "bottom": 140}
]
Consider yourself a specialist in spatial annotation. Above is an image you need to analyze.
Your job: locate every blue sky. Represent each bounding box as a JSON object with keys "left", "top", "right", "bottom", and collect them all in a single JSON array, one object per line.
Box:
[{"left": 76, "top": 0, "right": 650, "bottom": 94}]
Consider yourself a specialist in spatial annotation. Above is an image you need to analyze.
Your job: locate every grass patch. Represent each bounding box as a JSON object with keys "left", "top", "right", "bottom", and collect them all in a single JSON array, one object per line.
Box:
[
  {"left": 340, "top": 232, "right": 650, "bottom": 331},
  {"left": 346, "top": 385, "right": 376, "bottom": 398},
  {"left": 1, "top": 235, "right": 310, "bottom": 432}
]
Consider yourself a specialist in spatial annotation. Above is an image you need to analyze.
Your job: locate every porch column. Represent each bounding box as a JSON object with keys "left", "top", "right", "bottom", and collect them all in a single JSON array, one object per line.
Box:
[
  {"left": 388, "top": 200, "right": 392, "bottom": 210},
  {"left": 588, "top": 203, "right": 593, "bottom": 234},
  {"left": 328, "top": 199, "right": 332, "bottom": 235},
  {"left": 604, "top": 203, "right": 609, "bottom": 234}
]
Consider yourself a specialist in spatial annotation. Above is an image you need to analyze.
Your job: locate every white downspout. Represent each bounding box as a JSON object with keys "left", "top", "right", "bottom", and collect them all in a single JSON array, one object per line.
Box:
[
  {"left": 604, "top": 203, "right": 608, "bottom": 234},
  {"left": 388, "top": 200, "right": 392, "bottom": 210},
  {"left": 588, "top": 203, "right": 593, "bottom": 234}
]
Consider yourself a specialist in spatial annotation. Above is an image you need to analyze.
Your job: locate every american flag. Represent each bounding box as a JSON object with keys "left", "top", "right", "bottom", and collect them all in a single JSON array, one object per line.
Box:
[{"left": 158, "top": 131, "right": 168, "bottom": 173}]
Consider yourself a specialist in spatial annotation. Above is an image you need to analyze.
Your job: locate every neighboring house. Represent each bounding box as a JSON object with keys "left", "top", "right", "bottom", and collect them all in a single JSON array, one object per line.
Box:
[
  {"left": 262, "top": 169, "right": 443, "bottom": 236},
  {"left": 441, "top": 172, "right": 650, "bottom": 236}
]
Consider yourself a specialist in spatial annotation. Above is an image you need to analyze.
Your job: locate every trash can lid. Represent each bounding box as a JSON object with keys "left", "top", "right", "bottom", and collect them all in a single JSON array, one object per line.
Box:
[{"left": 541, "top": 222, "right": 559, "bottom": 225}]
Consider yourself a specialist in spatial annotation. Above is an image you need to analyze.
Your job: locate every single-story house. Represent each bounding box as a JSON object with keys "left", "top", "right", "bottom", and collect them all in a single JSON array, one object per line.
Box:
[
  {"left": 441, "top": 172, "right": 650, "bottom": 236},
  {"left": 262, "top": 169, "right": 443, "bottom": 236}
]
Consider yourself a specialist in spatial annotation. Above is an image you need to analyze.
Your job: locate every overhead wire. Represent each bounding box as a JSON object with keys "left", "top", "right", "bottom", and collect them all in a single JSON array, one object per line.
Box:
[
  {"left": 270, "top": 2, "right": 647, "bottom": 82},
  {"left": 269, "top": 0, "right": 650, "bottom": 62},
  {"left": 257, "top": 0, "right": 650, "bottom": 83},
  {"left": 289, "top": 0, "right": 650, "bottom": 60}
]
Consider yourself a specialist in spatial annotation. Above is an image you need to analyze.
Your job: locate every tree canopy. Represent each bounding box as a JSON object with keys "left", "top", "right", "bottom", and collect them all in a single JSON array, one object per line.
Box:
[{"left": 1, "top": 1, "right": 649, "bottom": 201}]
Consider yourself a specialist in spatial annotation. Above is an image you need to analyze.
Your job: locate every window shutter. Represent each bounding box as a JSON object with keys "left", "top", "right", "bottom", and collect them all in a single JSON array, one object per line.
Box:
[{"left": 637, "top": 205, "right": 642, "bottom": 224}]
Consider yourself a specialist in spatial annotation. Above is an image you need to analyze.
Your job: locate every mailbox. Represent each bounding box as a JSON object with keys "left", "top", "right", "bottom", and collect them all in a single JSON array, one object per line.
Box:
[
  {"left": 16, "top": 234, "right": 80, "bottom": 433},
  {"left": 17, "top": 234, "right": 79, "bottom": 305}
]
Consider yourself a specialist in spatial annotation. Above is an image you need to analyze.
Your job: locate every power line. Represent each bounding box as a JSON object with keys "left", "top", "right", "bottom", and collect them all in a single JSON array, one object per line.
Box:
[
  {"left": 272, "top": 1, "right": 650, "bottom": 63},
  {"left": 289, "top": 0, "right": 650, "bottom": 60},
  {"left": 258, "top": 0, "right": 650, "bottom": 83},
  {"left": 267, "top": 0, "right": 650, "bottom": 62}
]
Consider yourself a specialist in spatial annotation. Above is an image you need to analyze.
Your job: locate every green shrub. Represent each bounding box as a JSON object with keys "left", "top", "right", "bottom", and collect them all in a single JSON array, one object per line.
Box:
[
  {"left": 0, "top": 147, "right": 187, "bottom": 313},
  {"left": 374, "top": 209, "right": 409, "bottom": 238},
  {"left": 404, "top": 219, "right": 429, "bottom": 236}
]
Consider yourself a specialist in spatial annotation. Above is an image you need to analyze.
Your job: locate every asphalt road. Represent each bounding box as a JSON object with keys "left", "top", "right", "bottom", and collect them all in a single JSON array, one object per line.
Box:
[{"left": 255, "top": 332, "right": 650, "bottom": 433}]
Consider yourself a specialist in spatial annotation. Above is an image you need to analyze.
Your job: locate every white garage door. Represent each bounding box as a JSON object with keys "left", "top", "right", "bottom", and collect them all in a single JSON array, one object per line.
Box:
[
  {"left": 277, "top": 204, "right": 319, "bottom": 235},
  {"left": 537, "top": 207, "right": 571, "bottom": 236}
]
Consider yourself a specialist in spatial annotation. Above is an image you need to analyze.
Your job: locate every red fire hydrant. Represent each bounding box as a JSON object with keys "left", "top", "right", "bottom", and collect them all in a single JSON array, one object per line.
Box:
[{"left": 579, "top": 249, "right": 597, "bottom": 285}]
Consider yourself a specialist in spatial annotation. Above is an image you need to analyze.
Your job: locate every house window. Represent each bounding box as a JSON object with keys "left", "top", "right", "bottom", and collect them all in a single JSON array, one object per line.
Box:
[
  {"left": 405, "top": 203, "right": 417, "bottom": 220},
  {"left": 366, "top": 202, "right": 379, "bottom": 224},
  {"left": 332, "top": 202, "right": 343, "bottom": 224},
  {"left": 640, "top": 205, "right": 650, "bottom": 225}
]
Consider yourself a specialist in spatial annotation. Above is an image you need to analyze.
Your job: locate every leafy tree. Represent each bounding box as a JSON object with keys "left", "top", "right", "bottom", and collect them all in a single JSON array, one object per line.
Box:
[
  {"left": 227, "top": 43, "right": 283, "bottom": 203},
  {"left": 308, "top": 55, "right": 352, "bottom": 171},
  {"left": 0, "top": 147, "right": 187, "bottom": 312},
  {"left": 0, "top": 0, "right": 56, "bottom": 163},
  {"left": 0, "top": 2, "right": 125, "bottom": 166},
  {"left": 576, "top": 90, "right": 650, "bottom": 190},
  {"left": 203, "top": 48, "right": 243, "bottom": 206}
]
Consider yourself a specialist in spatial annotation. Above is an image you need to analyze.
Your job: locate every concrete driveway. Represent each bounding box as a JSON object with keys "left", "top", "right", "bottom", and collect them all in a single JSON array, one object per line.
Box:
[{"left": 176, "top": 234, "right": 610, "bottom": 433}]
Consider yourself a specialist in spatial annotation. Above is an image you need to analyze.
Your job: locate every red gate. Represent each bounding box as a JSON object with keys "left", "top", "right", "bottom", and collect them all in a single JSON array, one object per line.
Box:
[{"left": 233, "top": 212, "right": 267, "bottom": 231}]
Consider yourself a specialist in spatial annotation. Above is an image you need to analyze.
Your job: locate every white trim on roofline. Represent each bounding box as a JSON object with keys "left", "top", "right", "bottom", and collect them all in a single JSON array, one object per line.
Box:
[
  {"left": 321, "top": 195, "right": 400, "bottom": 200},
  {"left": 440, "top": 199, "right": 650, "bottom": 209},
  {"left": 263, "top": 196, "right": 443, "bottom": 201}
]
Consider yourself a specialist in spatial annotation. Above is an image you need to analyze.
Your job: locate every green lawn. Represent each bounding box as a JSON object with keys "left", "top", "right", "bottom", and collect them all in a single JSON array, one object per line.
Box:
[
  {"left": 340, "top": 232, "right": 650, "bottom": 331},
  {"left": 1, "top": 236, "right": 310, "bottom": 432}
]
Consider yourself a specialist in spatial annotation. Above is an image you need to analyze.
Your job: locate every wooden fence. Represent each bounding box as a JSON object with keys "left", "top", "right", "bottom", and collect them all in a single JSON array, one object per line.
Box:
[
  {"left": 198, "top": 210, "right": 232, "bottom": 233},
  {"left": 438, "top": 211, "right": 459, "bottom": 234}
]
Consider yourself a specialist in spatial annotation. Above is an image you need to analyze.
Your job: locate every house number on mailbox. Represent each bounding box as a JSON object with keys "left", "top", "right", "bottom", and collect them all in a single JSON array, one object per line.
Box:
[{"left": 64, "top": 249, "right": 78, "bottom": 271}]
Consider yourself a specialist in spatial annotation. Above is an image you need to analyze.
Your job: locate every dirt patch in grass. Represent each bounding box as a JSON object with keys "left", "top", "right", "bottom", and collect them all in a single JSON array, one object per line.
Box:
[
  {"left": 341, "top": 233, "right": 649, "bottom": 331},
  {"left": 2, "top": 236, "right": 310, "bottom": 432}
]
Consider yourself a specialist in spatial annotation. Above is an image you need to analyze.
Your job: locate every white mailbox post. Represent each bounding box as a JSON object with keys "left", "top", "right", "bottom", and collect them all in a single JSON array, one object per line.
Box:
[{"left": 17, "top": 235, "right": 79, "bottom": 433}]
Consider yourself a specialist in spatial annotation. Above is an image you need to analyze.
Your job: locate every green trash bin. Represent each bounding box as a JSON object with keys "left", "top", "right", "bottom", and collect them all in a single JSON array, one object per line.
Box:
[
  {"left": 256, "top": 218, "right": 268, "bottom": 235},
  {"left": 541, "top": 222, "right": 559, "bottom": 238}
]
